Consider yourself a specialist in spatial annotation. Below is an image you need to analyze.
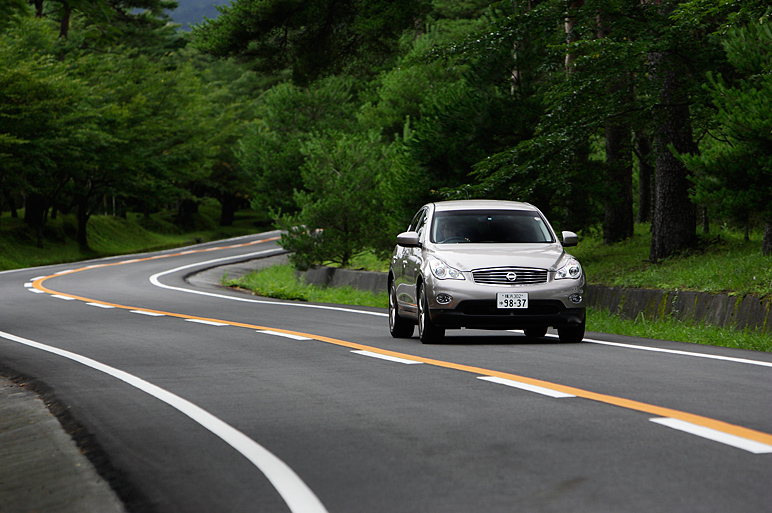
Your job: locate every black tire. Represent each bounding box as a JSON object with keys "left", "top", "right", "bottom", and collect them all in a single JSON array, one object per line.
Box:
[
  {"left": 389, "top": 282, "right": 415, "bottom": 338},
  {"left": 418, "top": 284, "right": 445, "bottom": 344},
  {"left": 558, "top": 317, "right": 585, "bottom": 343},
  {"left": 523, "top": 327, "right": 548, "bottom": 338}
]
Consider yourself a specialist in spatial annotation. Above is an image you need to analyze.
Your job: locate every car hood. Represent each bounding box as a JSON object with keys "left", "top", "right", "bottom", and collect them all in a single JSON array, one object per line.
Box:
[{"left": 426, "top": 243, "right": 568, "bottom": 271}]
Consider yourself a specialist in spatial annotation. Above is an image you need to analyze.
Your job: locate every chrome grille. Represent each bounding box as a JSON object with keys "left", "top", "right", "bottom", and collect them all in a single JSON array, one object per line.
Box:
[{"left": 472, "top": 267, "right": 548, "bottom": 285}]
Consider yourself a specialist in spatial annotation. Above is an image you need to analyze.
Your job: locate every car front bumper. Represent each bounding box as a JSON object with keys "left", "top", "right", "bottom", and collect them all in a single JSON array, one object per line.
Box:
[{"left": 424, "top": 274, "right": 585, "bottom": 330}]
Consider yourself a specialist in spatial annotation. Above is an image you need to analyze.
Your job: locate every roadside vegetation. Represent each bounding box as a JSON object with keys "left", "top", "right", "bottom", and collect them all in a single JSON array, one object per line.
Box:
[{"left": 0, "top": 201, "right": 270, "bottom": 271}]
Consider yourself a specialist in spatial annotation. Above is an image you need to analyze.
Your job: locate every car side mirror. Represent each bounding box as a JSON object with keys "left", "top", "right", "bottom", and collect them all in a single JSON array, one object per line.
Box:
[
  {"left": 397, "top": 231, "right": 420, "bottom": 247},
  {"left": 561, "top": 231, "right": 578, "bottom": 247}
]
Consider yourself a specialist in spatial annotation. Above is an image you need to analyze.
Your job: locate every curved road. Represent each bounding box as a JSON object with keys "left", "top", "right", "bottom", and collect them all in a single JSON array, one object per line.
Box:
[{"left": 1, "top": 232, "right": 771, "bottom": 512}]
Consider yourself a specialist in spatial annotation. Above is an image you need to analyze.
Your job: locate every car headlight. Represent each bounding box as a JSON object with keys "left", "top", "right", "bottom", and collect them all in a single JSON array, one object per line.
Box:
[
  {"left": 556, "top": 258, "right": 582, "bottom": 280},
  {"left": 428, "top": 258, "right": 465, "bottom": 280}
]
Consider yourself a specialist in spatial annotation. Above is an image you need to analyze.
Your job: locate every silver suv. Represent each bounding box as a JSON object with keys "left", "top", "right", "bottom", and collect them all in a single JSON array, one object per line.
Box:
[{"left": 388, "top": 200, "right": 586, "bottom": 343}]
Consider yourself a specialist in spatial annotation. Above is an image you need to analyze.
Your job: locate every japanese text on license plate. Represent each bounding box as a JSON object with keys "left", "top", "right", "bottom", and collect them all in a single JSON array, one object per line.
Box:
[{"left": 497, "top": 292, "right": 528, "bottom": 309}]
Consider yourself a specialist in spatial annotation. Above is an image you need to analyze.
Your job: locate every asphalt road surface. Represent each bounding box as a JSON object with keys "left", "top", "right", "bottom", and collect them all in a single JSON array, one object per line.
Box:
[{"left": 1, "top": 231, "right": 771, "bottom": 513}]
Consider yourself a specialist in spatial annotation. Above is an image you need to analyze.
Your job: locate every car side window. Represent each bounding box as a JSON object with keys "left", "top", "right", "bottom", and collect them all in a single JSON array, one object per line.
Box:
[
  {"left": 409, "top": 209, "right": 426, "bottom": 233},
  {"left": 416, "top": 213, "right": 428, "bottom": 240}
]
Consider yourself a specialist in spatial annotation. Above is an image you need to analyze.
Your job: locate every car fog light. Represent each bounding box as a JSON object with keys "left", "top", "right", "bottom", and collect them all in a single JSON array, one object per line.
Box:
[
  {"left": 436, "top": 293, "right": 453, "bottom": 305},
  {"left": 569, "top": 293, "right": 583, "bottom": 304}
]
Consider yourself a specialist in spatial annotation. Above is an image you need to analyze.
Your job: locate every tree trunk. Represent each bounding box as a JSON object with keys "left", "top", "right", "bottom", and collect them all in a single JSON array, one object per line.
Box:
[
  {"left": 76, "top": 197, "right": 90, "bottom": 250},
  {"left": 59, "top": 1, "right": 71, "bottom": 39},
  {"left": 604, "top": 118, "right": 634, "bottom": 244},
  {"left": 219, "top": 194, "right": 238, "bottom": 227},
  {"left": 763, "top": 222, "right": 772, "bottom": 256},
  {"left": 648, "top": 49, "right": 697, "bottom": 262},
  {"left": 24, "top": 192, "right": 47, "bottom": 248},
  {"left": 634, "top": 131, "right": 655, "bottom": 223}
]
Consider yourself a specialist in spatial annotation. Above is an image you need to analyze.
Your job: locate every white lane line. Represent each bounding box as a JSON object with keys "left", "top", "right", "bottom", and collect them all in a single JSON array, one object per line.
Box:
[
  {"left": 351, "top": 350, "right": 424, "bottom": 365},
  {"left": 87, "top": 303, "right": 116, "bottom": 309},
  {"left": 24, "top": 283, "right": 32, "bottom": 288},
  {"left": 27, "top": 288, "right": 46, "bottom": 294},
  {"left": 51, "top": 295, "right": 76, "bottom": 301},
  {"left": 257, "top": 330, "right": 312, "bottom": 341},
  {"left": 650, "top": 418, "right": 772, "bottom": 454},
  {"left": 148, "top": 251, "right": 388, "bottom": 319},
  {"left": 570, "top": 336, "right": 772, "bottom": 369},
  {"left": 130, "top": 310, "right": 166, "bottom": 317},
  {"left": 54, "top": 270, "right": 74, "bottom": 275},
  {"left": 0, "top": 329, "right": 329, "bottom": 513},
  {"left": 31, "top": 275, "right": 48, "bottom": 281},
  {"left": 185, "top": 319, "right": 229, "bottom": 327},
  {"left": 478, "top": 376, "right": 576, "bottom": 398}
]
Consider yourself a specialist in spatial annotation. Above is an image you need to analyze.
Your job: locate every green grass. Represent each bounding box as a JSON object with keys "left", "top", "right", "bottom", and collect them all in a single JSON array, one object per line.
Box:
[
  {"left": 227, "top": 264, "right": 388, "bottom": 308},
  {"left": 571, "top": 223, "right": 772, "bottom": 297},
  {"left": 587, "top": 308, "right": 772, "bottom": 352},
  {"left": 0, "top": 200, "right": 271, "bottom": 271}
]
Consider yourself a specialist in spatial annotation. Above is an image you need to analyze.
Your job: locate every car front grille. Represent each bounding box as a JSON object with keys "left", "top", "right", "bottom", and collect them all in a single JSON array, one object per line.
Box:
[{"left": 472, "top": 267, "right": 548, "bottom": 285}]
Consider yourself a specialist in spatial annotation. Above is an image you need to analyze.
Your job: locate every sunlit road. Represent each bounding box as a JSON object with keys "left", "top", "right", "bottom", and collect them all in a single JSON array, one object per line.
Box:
[{"left": 1, "top": 231, "right": 771, "bottom": 512}]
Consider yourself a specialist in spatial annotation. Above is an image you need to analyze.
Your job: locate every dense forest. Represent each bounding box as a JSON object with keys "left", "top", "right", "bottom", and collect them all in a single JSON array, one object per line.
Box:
[{"left": 2, "top": 0, "right": 771, "bottom": 268}]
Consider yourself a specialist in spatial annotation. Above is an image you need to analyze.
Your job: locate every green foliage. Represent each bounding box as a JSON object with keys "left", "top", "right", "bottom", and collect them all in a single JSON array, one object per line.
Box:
[
  {"left": 570, "top": 223, "right": 772, "bottom": 297},
  {"left": 680, "top": 22, "right": 772, "bottom": 233},
  {"left": 240, "top": 76, "right": 360, "bottom": 214},
  {"left": 275, "top": 130, "right": 397, "bottom": 269},
  {"left": 191, "top": 0, "right": 431, "bottom": 84}
]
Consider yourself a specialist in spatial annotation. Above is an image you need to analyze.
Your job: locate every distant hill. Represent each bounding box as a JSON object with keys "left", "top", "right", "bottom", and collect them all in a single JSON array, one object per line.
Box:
[{"left": 169, "top": 0, "right": 228, "bottom": 30}]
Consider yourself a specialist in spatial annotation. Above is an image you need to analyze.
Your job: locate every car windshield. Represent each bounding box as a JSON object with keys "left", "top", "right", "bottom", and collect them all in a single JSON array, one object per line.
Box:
[{"left": 431, "top": 210, "right": 554, "bottom": 244}]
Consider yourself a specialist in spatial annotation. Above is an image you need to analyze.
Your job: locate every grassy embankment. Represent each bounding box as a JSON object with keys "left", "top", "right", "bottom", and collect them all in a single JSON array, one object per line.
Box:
[
  {"left": 230, "top": 224, "right": 772, "bottom": 352},
  {"left": 0, "top": 200, "right": 271, "bottom": 271},
  {"left": 3, "top": 208, "right": 769, "bottom": 351}
]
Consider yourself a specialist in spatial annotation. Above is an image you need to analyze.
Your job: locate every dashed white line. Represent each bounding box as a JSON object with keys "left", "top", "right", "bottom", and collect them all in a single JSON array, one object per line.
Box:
[
  {"left": 478, "top": 376, "right": 576, "bottom": 398},
  {"left": 87, "top": 303, "right": 116, "bottom": 309},
  {"left": 51, "top": 295, "right": 76, "bottom": 301},
  {"left": 650, "top": 418, "right": 772, "bottom": 454},
  {"left": 257, "top": 330, "right": 312, "bottom": 340},
  {"left": 130, "top": 310, "right": 166, "bottom": 317},
  {"left": 185, "top": 319, "right": 229, "bottom": 326},
  {"left": 351, "top": 350, "right": 424, "bottom": 365},
  {"left": 27, "top": 288, "right": 45, "bottom": 294}
]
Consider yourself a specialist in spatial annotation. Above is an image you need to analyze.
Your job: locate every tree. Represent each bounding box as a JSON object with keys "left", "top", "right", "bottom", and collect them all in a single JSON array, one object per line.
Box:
[
  {"left": 680, "top": 22, "right": 772, "bottom": 255},
  {"left": 239, "top": 76, "right": 360, "bottom": 214},
  {"left": 276, "top": 131, "right": 396, "bottom": 268},
  {"left": 191, "top": 0, "right": 430, "bottom": 84}
]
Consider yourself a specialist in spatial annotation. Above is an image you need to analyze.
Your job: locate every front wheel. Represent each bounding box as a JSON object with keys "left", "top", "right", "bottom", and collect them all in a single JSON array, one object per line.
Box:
[
  {"left": 389, "top": 282, "right": 415, "bottom": 338},
  {"left": 557, "top": 317, "right": 585, "bottom": 343},
  {"left": 418, "top": 284, "right": 445, "bottom": 344}
]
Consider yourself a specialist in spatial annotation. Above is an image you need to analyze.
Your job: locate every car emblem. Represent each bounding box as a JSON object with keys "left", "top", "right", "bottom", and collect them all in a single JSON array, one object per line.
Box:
[{"left": 506, "top": 272, "right": 517, "bottom": 282}]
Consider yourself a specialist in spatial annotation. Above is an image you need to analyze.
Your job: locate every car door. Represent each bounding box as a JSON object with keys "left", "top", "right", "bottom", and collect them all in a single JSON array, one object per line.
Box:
[
  {"left": 402, "top": 208, "right": 429, "bottom": 312},
  {"left": 395, "top": 208, "right": 426, "bottom": 314}
]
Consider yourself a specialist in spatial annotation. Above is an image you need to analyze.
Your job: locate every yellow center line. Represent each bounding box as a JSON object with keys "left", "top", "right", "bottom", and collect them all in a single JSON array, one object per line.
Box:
[{"left": 32, "top": 237, "right": 772, "bottom": 448}]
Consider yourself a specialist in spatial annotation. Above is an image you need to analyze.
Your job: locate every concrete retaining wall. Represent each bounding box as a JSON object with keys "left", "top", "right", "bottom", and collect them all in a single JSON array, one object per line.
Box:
[
  {"left": 585, "top": 285, "right": 772, "bottom": 334},
  {"left": 295, "top": 266, "right": 388, "bottom": 296},
  {"left": 297, "top": 266, "right": 772, "bottom": 334}
]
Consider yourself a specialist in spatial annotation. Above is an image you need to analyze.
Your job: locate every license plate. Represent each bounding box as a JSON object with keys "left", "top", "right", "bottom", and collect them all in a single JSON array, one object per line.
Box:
[{"left": 497, "top": 292, "right": 528, "bottom": 309}]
